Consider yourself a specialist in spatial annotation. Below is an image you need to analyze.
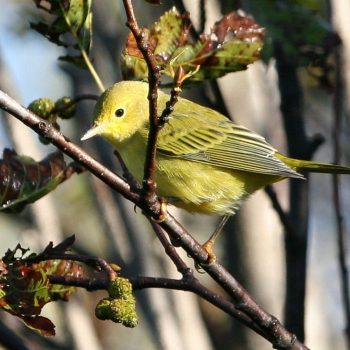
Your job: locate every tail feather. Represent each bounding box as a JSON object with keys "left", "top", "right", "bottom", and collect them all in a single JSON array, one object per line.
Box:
[{"left": 277, "top": 154, "right": 350, "bottom": 175}]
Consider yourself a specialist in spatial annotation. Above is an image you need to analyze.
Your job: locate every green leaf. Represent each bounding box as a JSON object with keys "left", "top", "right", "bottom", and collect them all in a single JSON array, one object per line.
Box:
[
  {"left": 38, "top": 259, "right": 82, "bottom": 301},
  {"left": 80, "top": 9, "right": 93, "bottom": 52},
  {"left": 152, "top": 9, "right": 190, "bottom": 62},
  {"left": 31, "top": 0, "right": 93, "bottom": 66},
  {"left": 58, "top": 54, "right": 89, "bottom": 70},
  {"left": 121, "top": 8, "right": 265, "bottom": 83},
  {"left": 65, "top": 0, "right": 91, "bottom": 34}
]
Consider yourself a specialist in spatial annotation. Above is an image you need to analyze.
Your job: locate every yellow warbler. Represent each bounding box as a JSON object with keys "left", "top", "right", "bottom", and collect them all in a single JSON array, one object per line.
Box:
[{"left": 82, "top": 81, "right": 350, "bottom": 216}]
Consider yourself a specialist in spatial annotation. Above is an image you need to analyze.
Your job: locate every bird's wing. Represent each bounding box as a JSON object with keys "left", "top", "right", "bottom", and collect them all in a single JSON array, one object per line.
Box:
[{"left": 157, "top": 111, "right": 302, "bottom": 178}]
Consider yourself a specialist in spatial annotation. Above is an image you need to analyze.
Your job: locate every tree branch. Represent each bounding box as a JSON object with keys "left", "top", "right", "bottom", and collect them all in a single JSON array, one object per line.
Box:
[
  {"left": 274, "top": 41, "right": 319, "bottom": 341},
  {"left": 122, "top": 0, "right": 161, "bottom": 205},
  {"left": 150, "top": 220, "right": 191, "bottom": 275}
]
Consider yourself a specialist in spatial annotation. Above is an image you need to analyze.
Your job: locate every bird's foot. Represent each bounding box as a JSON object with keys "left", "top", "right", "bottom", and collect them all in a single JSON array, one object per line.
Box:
[
  {"left": 202, "top": 239, "right": 217, "bottom": 265},
  {"left": 151, "top": 198, "right": 168, "bottom": 223},
  {"left": 194, "top": 239, "right": 217, "bottom": 273}
]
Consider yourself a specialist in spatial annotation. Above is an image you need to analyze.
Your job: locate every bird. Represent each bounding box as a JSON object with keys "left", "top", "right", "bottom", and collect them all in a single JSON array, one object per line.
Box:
[{"left": 81, "top": 81, "right": 350, "bottom": 259}]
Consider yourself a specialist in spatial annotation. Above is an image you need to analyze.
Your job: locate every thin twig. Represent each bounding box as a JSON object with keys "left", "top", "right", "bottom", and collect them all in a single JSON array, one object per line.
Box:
[
  {"left": 149, "top": 221, "right": 284, "bottom": 342},
  {"left": 160, "top": 215, "right": 308, "bottom": 350},
  {"left": 52, "top": 94, "right": 99, "bottom": 114},
  {"left": 172, "top": 0, "right": 232, "bottom": 118},
  {"left": 114, "top": 150, "right": 141, "bottom": 191},
  {"left": 150, "top": 220, "right": 191, "bottom": 275},
  {"left": 122, "top": 0, "right": 161, "bottom": 205},
  {"left": 265, "top": 185, "right": 294, "bottom": 236},
  {"left": 131, "top": 275, "right": 271, "bottom": 341},
  {"left": 48, "top": 275, "right": 108, "bottom": 291},
  {"left": 26, "top": 252, "right": 117, "bottom": 279},
  {"left": 47, "top": 272, "right": 275, "bottom": 341},
  {"left": 158, "top": 67, "right": 185, "bottom": 126}
]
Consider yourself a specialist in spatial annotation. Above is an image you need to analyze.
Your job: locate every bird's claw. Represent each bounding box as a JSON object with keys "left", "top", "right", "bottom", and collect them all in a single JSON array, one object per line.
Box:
[
  {"left": 151, "top": 198, "right": 168, "bottom": 223},
  {"left": 194, "top": 239, "right": 217, "bottom": 273},
  {"left": 202, "top": 239, "right": 217, "bottom": 265}
]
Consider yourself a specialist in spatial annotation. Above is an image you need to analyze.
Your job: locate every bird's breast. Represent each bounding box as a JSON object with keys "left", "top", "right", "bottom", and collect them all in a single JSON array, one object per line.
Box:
[{"left": 117, "top": 134, "right": 281, "bottom": 215}]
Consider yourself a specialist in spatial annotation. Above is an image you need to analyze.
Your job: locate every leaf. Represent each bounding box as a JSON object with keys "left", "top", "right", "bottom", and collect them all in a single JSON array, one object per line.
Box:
[
  {"left": 152, "top": 9, "right": 191, "bottom": 62},
  {"left": 121, "top": 8, "right": 265, "bottom": 83},
  {"left": 21, "top": 316, "right": 56, "bottom": 337},
  {"left": 38, "top": 259, "right": 83, "bottom": 301},
  {"left": 80, "top": 7, "right": 93, "bottom": 51},
  {"left": 40, "top": 235, "right": 76, "bottom": 256},
  {"left": 31, "top": 0, "right": 92, "bottom": 68},
  {"left": 0, "top": 149, "right": 71, "bottom": 213},
  {"left": 0, "top": 241, "right": 83, "bottom": 336},
  {"left": 0, "top": 253, "right": 54, "bottom": 335},
  {"left": 121, "top": 9, "right": 191, "bottom": 81},
  {"left": 58, "top": 54, "right": 89, "bottom": 70}
]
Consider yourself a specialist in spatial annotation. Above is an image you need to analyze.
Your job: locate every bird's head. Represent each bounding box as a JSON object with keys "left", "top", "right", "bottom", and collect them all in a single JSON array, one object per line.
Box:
[{"left": 81, "top": 81, "right": 150, "bottom": 146}]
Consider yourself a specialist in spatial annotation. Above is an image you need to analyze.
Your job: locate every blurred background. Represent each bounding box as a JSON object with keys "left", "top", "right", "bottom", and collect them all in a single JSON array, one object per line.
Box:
[{"left": 0, "top": 0, "right": 350, "bottom": 349}]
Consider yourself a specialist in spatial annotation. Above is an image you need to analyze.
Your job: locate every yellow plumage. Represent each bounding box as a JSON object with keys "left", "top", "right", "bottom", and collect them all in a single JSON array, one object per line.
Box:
[{"left": 81, "top": 81, "right": 350, "bottom": 216}]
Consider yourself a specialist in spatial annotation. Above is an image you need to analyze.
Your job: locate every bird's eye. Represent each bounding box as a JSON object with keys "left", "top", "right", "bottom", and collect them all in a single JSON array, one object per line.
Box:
[{"left": 115, "top": 108, "right": 125, "bottom": 117}]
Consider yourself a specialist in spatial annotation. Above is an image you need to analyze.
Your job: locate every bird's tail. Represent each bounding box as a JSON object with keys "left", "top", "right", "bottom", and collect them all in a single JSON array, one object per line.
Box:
[{"left": 277, "top": 153, "right": 350, "bottom": 175}]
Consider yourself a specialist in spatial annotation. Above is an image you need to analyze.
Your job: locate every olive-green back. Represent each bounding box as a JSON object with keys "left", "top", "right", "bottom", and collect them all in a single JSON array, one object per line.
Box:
[{"left": 156, "top": 97, "right": 302, "bottom": 179}]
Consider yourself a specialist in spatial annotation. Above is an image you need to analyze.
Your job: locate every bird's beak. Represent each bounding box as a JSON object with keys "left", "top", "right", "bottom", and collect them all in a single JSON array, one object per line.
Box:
[{"left": 81, "top": 124, "right": 105, "bottom": 141}]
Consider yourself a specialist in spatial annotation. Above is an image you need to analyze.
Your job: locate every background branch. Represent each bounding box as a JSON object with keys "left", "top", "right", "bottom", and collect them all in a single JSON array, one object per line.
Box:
[
  {"left": 332, "top": 45, "right": 350, "bottom": 347},
  {"left": 274, "top": 42, "right": 322, "bottom": 341}
]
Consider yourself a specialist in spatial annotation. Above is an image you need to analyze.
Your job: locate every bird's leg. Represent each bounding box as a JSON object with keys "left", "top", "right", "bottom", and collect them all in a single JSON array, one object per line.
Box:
[{"left": 202, "top": 215, "right": 230, "bottom": 264}]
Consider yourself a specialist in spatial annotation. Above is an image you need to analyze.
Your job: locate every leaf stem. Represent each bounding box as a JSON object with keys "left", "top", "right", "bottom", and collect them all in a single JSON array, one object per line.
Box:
[
  {"left": 80, "top": 48, "right": 105, "bottom": 92},
  {"left": 60, "top": 4, "right": 105, "bottom": 93}
]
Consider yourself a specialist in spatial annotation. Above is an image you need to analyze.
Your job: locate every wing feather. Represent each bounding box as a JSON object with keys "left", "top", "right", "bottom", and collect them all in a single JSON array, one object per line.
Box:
[{"left": 157, "top": 105, "right": 302, "bottom": 178}]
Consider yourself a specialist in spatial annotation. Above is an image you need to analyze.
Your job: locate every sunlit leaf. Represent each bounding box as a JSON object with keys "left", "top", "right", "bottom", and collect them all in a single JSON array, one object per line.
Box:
[
  {"left": 121, "top": 8, "right": 265, "bottom": 83},
  {"left": 0, "top": 238, "right": 83, "bottom": 336},
  {"left": 31, "top": 0, "right": 92, "bottom": 69}
]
